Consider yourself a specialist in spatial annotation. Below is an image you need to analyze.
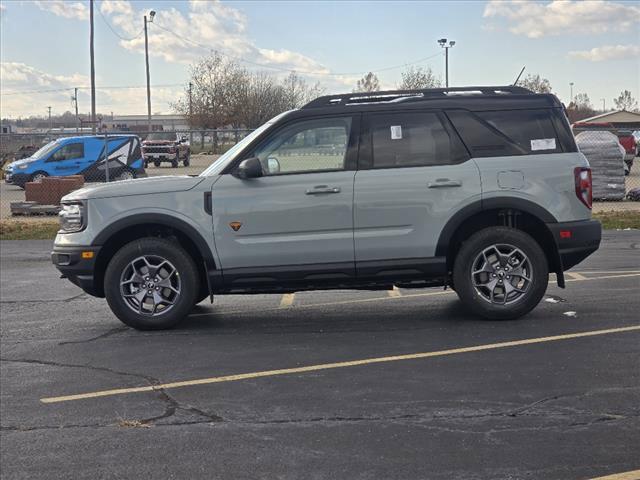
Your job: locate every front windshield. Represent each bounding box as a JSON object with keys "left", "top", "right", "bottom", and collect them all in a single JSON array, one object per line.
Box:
[
  {"left": 199, "top": 110, "right": 293, "bottom": 177},
  {"left": 146, "top": 132, "right": 175, "bottom": 141},
  {"left": 30, "top": 140, "right": 60, "bottom": 160}
]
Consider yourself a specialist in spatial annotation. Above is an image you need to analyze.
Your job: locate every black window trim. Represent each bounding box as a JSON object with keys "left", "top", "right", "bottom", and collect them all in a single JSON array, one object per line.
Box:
[
  {"left": 227, "top": 113, "right": 361, "bottom": 177},
  {"left": 358, "top": 109, "right": 471, "bottom": 171}
]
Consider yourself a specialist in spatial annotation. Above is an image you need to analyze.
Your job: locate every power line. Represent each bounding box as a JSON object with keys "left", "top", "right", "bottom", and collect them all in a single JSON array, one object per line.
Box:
[
  {"left": 97, "top": 2, "right": 143, "bottom": 41},
  {"left": 152, "top": 22, "right": 442, "bottom": 77},
  {"left": 1, "top": 83, "right": 184, "bottom": 96}
]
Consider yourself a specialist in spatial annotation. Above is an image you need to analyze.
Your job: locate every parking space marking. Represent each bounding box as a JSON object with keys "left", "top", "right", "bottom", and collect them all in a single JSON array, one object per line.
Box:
[
  {"left": 40, "top": 325, "right": 640, "bottom": 404},
  {"left": 387, "top": 286, "right": 402, "bottom": 297},
  {"left": 279, "top": 293, "right": 296, "bottom": 308},
  {"left": 587, "top": 470, "right": 640, "bottom": 480},
  {"left": 190, "top": 272, "right": 640, "bottom": 318},
  {"left": 566, "top": 272, "right": 588, "bottom": 281}
]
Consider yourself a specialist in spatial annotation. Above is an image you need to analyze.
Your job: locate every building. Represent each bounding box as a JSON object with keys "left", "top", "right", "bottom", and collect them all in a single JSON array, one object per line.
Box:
[
  {"left": 577, "top": 110, "right": 640, "bottom": 130},
  {"left": 106, "top": 114, "right": 189, "bottom": 132}
]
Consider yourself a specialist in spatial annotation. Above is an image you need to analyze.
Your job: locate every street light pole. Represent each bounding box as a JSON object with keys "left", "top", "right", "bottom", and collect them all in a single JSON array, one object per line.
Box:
[
  {"left": 89, "top": 0, "right": 96, "bottom": 133},
  {"left": 438, "top": 38, "right": 456, "bottom": 88},
  {"left": 569, "top": 82, "right": 574, "bottom": 104},
  {"left": 144, "top": 10, "right": 155, "bottom": 133},
  {"left": 47, "top": 106, "right": 52, "bottom": 132},
  {"left": 600, "top": 98, "right": 606, "bottom": 112}
]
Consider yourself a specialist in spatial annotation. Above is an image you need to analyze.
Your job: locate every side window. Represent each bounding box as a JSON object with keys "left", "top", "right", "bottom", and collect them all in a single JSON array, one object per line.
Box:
[
  {"left": 253, "top": 117, "right": 352, "bottom": 175},
  {"left": 447, "top": 109, "right": 562, "bottom": 158},
  {"left": 49, "top": 143, "right": 84, "bottom": 162},
  {"left": 369, "top": 112, "right": 468, "bottom": 168}
]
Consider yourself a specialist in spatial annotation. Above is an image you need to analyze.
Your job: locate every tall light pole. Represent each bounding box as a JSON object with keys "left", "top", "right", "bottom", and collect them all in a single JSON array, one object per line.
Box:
[
  {"left": 47, "top": 106, "right": 52, "bottom": 132},
  {"left": 600, "top": 98, "right": 606, "bottom": 112},
  {"left": 569, "top": 82, "right": 574, "bottom": 104},
  {"left": 438, "top": 38, "right": 456, "bottom": 88},
  {"left": 144, "top": 10, "right": 155, "bottom": 133},
  {"left": 89, "top": 0, "right": 96, "bottom": 133}
]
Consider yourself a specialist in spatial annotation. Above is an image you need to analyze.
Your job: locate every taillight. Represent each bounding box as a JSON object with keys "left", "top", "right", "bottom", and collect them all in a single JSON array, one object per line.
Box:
[{"left": 574, "top": 167, "right": 592, "bottom": 210}]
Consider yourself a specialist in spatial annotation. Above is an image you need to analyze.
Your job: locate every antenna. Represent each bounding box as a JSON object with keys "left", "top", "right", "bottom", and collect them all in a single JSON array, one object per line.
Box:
[{"left": 513, "top": 66, "right": 526, "bottom": 86}]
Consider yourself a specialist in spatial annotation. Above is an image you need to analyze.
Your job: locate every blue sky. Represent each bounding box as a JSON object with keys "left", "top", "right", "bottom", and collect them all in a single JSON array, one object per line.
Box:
[{"left": 1, "top": 0, "right": 638, "bottom": 118}]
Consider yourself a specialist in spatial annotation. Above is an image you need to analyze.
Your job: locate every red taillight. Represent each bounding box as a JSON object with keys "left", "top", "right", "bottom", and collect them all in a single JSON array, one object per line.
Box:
[{"left": 574, "top": 167, "right": 592, "bottom": 210}]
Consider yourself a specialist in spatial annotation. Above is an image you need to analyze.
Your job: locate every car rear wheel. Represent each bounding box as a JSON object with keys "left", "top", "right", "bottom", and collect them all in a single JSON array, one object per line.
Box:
[
  {"left": 452, "top": 227, "right": 548, "bottom": 320},
  {"left": 153, "top": 160, "right": 161, "bottom": 167},
  {"left": 104, "top": 237, "right": 199, "bottom": 330},
  {"left": 116, "top": 169, "right": 135, "bottom": 181}
]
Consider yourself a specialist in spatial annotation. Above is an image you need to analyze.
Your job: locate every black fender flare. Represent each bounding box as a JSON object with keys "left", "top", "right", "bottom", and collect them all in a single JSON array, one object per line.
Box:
[{"left": 92, "top": 213, "right": 216, "bottom": 268}]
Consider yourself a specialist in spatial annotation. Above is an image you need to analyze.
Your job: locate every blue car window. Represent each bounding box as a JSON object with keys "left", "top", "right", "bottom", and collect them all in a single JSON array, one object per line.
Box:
[{"left": 49, "top": 143, "right": 84, "bottom": 162}]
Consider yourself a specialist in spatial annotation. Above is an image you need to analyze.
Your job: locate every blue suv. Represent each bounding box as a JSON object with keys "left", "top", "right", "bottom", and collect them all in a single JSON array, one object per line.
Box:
[{"left": 4, "top": 135, "right": 145, "bottom": 188}]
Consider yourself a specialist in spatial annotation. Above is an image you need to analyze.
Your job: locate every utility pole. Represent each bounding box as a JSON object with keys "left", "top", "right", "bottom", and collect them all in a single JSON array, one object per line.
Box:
[
  {"left": 89, "top": 0, "right": 96, "bottom": 133},
  {"left": 47, "top": 106, "right": 52, "bottom": 131},
  {"left": 188, "top": 81, "right": 193, "bottom": 144},
  {"left": 73, "top": 87, "right": 79, "bottom": 133},
  {"left": 600, "top": 98, "right": 606, "bottom": 112},
  {"left": 144, "top": 10, "right": 156, "bottom": 133},
  {"left": 438, "top": 38, "right": 456, "bottom": 88}
]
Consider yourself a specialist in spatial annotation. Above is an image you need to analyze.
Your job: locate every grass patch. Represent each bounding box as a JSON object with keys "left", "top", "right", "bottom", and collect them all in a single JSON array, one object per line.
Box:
[
  {"left": 0, "top": 220, "right": 59, "bottom": 240},
  {"left": 593, "top": 211, "right": 640, "bottom": 230}
]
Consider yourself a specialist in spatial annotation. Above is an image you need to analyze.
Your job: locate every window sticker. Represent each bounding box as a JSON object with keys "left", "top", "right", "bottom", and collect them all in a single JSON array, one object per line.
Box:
[
  {"left": 530, "top": 138, "right": 556, "bottom": 151},
  {"left": 390, "top": 125, "right": 403, "bottom": 140}
]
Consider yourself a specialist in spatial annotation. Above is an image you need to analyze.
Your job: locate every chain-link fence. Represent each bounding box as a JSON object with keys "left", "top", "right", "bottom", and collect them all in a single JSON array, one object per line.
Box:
[{"left": 1, "top": 128, "right": 638, "bottom": 220}]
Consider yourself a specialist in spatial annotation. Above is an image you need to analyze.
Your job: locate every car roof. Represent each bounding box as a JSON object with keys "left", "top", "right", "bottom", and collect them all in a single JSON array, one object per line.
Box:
[
  {"left": 57, "top": 134, "right": 139, "bottom": 143},
  {"left": 299, "top": 85, "right": 562, "bottom": 115}
]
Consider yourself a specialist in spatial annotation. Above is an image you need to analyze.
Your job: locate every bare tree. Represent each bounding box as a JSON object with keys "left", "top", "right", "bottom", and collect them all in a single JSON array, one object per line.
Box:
[
  {"left": 398, "top": 66, "right": 441, "bottom": 90},
  {"left": 566, "top": 93, "right": 596, "bottom": 123},
  {"left": 354, "top": 72, "right": 380, "bottom": 93},
  {"left": 613, "top": 90, "right": 638, "bottom": 111},
  {"left": 281, "top": 72, "right": 324, "bottom": 109},
  {"left": 518, "top": 73, "right": 552, "bottom": 94}
]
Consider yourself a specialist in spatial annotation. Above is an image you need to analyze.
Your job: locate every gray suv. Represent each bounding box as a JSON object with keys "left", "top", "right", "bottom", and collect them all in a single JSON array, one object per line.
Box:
[{"left": 52, "top": 86, "right": 601, "bottom": 330}]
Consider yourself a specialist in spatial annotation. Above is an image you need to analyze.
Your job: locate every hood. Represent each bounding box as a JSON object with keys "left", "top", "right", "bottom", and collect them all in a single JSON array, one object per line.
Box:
[
  {"left": 143, "top": 140, "right": 174, "bottom": 145},
  {"left": 6, "top": 157, "right": 36, "bottom": 169},
  {"left": 63, "top": 175, "right": 207, "bottom": 201}
]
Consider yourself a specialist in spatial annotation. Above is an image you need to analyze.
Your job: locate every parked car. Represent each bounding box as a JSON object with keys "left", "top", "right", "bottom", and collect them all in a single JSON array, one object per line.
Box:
[
  {"left": 142, "top": 132, "right": 190, "bottom": 168},
  {"left": 616, "top": 130, "right": 636, "bottom": 172},
  {"left": 52, "top": 85, "right": 601, "bottom": 329},
  {"left": 4, "top": 135, "right": 145, "bottom": 188},
  {"left": 575, "top": 130, "right": 626, "bottom": 198}
]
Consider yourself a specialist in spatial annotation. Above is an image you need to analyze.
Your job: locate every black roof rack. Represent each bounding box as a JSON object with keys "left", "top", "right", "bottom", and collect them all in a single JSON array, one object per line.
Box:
[{"left": 303, "top": 85, "right": 534, "bottom": 109}]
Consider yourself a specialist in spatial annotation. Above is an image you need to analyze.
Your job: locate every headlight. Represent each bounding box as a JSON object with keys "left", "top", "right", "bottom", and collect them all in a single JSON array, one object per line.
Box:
[
  {"left": 59, "top": 202, "right": 86, "bottom": 233},
  {"left": 17, "top": 164, "right": 29, "bottom": 170}
]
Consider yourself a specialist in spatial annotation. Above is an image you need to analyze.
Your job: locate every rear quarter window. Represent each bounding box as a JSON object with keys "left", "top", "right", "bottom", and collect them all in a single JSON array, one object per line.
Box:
[{"left": 447, "top": 109, "right": 564, "bottom": 158}]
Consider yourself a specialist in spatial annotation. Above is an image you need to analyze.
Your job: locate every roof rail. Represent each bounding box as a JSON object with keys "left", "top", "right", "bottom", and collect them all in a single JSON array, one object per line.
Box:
[{"left": 302, "top": 85, "right": 534, "bottom": 109}]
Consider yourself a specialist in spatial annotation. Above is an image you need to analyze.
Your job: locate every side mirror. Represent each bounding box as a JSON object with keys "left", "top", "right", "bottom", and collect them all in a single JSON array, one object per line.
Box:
[{"left": 235, "top": 157, "right": 263, "bottom": 179}]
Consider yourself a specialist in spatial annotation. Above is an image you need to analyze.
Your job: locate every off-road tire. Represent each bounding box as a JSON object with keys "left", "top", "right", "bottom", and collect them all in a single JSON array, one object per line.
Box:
[
  {"left": 104, "top": 237, "right": 199, "bottom": 330},
  {"left": 453, "top": 227, "right": 548, "bottom": 320}
]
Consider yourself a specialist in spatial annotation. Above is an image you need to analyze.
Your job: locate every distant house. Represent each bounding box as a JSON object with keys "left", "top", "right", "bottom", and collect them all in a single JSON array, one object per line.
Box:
[
  {"left": 106, "top": 114, "right": 189, "bottom": 132},
  {"left": 576, "top": 110, "right": 640, "bottom": 130},
  {"left": 1, "top": 124, "right": 12, "bottom": 134}
]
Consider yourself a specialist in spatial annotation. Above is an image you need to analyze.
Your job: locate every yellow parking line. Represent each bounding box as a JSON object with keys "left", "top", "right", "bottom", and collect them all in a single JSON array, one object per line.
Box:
[
  {"left": 279, "top": 293, "right": 295, "bottom": 308},
  {"left": 587, "top": 470, "right": 640, "bottom": 480},
  {"left": 190, "top": 272, "right": 640, "bottom": 318},
  {"left": 566, "top": 272, "right": 588, "bottom": 281},
  {"left": 387, "top": 286, "right": 402, "bottom": 297},
  {"left": 40, "top": 325, "right": 640, "bottom": 404}
]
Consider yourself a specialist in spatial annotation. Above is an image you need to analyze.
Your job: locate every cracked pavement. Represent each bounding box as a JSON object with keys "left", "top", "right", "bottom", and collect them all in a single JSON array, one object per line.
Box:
[{"left": 1, "top": 232, "right": 639, "bottom": 479}]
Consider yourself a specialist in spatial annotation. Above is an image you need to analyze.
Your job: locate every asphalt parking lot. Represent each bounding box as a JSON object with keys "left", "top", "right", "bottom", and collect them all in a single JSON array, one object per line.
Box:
[{"left": 1, "top": 231, "right": 639, "bottom": 479}]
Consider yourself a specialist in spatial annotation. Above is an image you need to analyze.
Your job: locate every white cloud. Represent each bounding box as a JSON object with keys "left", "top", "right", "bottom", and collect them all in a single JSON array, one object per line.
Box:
[
  {"left": 569, "top": 44, "right": 640, "bottom": 62},
  {"left": 483, "top": 0, "right": 640, "bottom": 38},
  {"left": 34, "top": 0, "right": 88, "bottom": 21},
  {"left": 99, "top": 0, "right": 332, "bottom": 76}
]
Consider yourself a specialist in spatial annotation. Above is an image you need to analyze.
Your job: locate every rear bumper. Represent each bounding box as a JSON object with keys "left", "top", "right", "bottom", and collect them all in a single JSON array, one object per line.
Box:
[
  {"left": 547, "top": 219, "right": 601, "bottom": 271},
  {"left": 51, "top": 245, "right": 103, "bottom": 297}
]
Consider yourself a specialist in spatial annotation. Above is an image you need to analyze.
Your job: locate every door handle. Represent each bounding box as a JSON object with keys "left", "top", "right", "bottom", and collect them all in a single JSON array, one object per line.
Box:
[
  {"left": 306, "top": 185, "right": 341, "bottom": 195},
  {"left": 428, "top": 179, "right": 462, "bottom": 188}
]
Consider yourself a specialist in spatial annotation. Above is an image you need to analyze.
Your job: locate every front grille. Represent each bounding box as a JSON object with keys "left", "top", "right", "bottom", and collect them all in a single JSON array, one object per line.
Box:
[{"left": 143, "top": 146, "right": 173, "bottom": 154}]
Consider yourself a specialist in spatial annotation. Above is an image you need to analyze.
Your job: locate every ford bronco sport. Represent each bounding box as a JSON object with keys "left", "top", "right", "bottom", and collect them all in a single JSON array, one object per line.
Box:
[{"left": 52, "top": 86, "right": 601, "bottom": 330}]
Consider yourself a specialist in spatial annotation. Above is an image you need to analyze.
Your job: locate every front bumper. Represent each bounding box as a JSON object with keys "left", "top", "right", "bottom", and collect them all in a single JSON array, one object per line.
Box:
[
  {"left": 4, "top": 172, "right": 29, "bottom": 186},
  {"left": 51, "top": 245, "right": 103, "bottom": 297},
  {"left": 547, "top": 219, "right": 601, "bottom": 271}
]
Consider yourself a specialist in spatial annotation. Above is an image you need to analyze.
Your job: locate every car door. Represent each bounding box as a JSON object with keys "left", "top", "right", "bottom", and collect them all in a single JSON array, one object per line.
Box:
[
  {"left": 353, "top": 110, "right": 482, "bottom": 280},
  {"left": 46, "top": 142, "right": 85, "bottom": 175},
  {"left": 210, "top": 114, "right": 360, "bottom": 287}
]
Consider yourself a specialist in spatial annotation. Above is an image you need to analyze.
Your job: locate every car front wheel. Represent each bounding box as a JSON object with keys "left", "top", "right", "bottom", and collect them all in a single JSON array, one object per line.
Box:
[
  {"left": 104, "top": 237, "right": 199, "bottom": 330},
  {"left": 453, "top": 227, "right": 548, "bottom": 320}
]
